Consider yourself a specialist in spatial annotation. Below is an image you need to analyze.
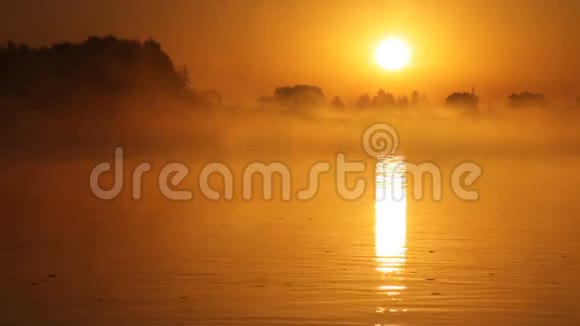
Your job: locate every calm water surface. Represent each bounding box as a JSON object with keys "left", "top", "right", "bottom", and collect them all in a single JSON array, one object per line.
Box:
[{"left": 1, "top": 155, "right": 580, "bottom": 325}]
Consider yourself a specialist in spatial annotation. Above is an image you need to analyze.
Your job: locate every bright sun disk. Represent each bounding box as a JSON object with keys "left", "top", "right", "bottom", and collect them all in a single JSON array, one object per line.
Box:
[{"left": 375, "top": 38, "right": 410, "bottom": 71}]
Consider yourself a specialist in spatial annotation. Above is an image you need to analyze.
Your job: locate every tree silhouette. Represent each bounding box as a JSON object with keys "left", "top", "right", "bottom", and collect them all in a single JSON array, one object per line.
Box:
[
  {"left": 410, "top": 91, "right": 420, "bottom": 107},
  {"left": 371, "top": 89, "right": 396, "bottom": 108},
  {"left": 397, "top": 95, "right": 409, "bottom": 109},
  {"left": 330, "top": 96, "right": 345, "bottom": 109},
  {"left": 508, "top": 92, "right": 546, "bottom": 108},
  {"left": 356, "top": 89, "right": 429, "bottom": 110},
  {"left": 446, "top": 92, "right": 479, "bottom": 110},
  {"left": 178, "top": 65, "right": 191, "bottom": 86},
  {"left": 356, "top": 93, "right": 371, "bottom": 109},
  {"left": 258, "top": 85, "right": 326, "bottom": 110},
  {"left": 273, "top": 85, "right": 325, "bottom": 108},
  {"left": 0, "top": 35, "right": 218, "bottom": 107}
]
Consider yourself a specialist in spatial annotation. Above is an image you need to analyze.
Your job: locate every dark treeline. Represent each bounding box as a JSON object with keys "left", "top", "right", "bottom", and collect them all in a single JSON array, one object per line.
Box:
[
  {"left": 259, "top": 85, "right": 579, "bottom": 112},
  {"left": 355, "top": 89, "right": 429, "bottom": 110},
  {"left": 0, "top": 36, "right": 576, "bottom": 113},
  {"left": 257, "top": 85, "right": 430, "bottom": 111},
  {"left": 0, "top": 35, "right": 221, "bottom": 108}
]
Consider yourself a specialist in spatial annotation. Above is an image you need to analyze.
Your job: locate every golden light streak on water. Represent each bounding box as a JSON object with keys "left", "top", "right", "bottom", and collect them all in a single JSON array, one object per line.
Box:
[
  {"left": 375, "top": 155, "right": 407, "bottom": 273},
  {"left": 375, "top": 155, "right": 407, "bottom": 319}
]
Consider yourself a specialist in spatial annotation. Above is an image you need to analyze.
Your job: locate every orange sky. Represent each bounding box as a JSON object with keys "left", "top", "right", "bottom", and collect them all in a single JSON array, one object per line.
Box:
[{"left": 1, "top": 0, "right": 578, "bottom": 103}]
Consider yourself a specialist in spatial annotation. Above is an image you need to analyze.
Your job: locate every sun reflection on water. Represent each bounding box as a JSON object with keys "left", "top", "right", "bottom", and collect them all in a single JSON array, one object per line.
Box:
[{"left": 375, "top": 155, "right": 407, "bottom": 317}]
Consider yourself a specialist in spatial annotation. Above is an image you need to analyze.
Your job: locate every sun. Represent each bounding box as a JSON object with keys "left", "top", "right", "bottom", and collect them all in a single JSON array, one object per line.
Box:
[{"left": 375, "top": 38, "right": 411, "bottom": 71}]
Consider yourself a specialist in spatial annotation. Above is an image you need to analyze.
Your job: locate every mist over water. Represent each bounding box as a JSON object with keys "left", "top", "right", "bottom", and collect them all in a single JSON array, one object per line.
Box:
[{"left": 1, "top": 96, "right": 580, "bottom": 325}]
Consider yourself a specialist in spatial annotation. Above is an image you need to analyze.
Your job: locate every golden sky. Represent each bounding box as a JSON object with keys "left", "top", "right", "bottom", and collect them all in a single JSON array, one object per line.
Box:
[{"left": 1, "top": 0, "right": 578, "bottom": 102}]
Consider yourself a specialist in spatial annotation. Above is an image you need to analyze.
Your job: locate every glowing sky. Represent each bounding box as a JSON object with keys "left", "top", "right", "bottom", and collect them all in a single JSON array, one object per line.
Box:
[{"left": 1, "top": 0, "right": 578, "bottom": 102}]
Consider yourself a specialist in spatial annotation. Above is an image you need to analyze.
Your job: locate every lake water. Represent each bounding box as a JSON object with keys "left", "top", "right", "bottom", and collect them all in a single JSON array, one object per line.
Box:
[{"left": 1, "top": 152, "right": 580, "bottom": 325}]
